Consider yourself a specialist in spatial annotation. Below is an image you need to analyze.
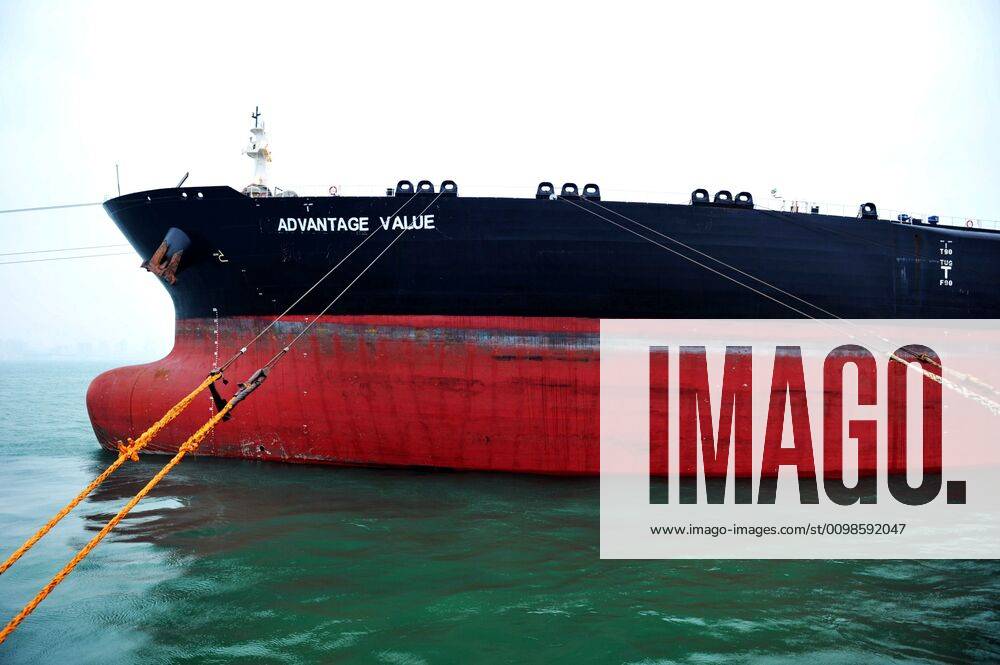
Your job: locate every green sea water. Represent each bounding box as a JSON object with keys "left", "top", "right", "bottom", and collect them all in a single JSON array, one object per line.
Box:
[{"left": 0, "top": 361, "right": 997, "bottom": 664}]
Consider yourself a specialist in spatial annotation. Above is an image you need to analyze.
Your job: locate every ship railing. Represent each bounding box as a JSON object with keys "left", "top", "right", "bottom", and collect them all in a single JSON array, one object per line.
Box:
[
  {"left": 763, "top": 201, "right": 1000, "bottom": 232},
  {"left": 753, "top": 197, "right": 1000, "bottom": 231},
  {"left": 268, "top": 184, "right": 1000, "bottom": 232}
]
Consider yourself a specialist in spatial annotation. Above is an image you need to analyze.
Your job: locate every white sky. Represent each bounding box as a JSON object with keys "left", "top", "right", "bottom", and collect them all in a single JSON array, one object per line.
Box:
[{"left": 0, "top": 0, "right": 998, "bottom": 361}]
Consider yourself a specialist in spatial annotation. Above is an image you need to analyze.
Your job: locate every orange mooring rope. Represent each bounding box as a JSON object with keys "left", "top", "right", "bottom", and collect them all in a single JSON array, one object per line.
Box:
[
  {"left": 0, "top": 191, "right": 421, "bottom": 645},
  {"left": 0, "top": 391, "right": 238, "bottom": 645},
  {"left": 0, "top": 372, "right": 220, "bottom": 577}
]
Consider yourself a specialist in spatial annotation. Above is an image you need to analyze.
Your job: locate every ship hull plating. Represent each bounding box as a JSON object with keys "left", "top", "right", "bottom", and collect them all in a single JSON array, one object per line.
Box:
[
  {"left": 88, "top": 315, "right": 601, "bottom": 474},
  {"left": 87, "top": 187, "right": 1000, "bottom": 474},
  {"left": 87, "top": 315, "right": 937, "bottom": 477}
]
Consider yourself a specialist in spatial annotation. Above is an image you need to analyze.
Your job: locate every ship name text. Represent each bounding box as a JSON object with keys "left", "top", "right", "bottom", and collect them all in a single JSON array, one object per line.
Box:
[{"left": 276, "top": 214, "right": 436, "bottom": 233}]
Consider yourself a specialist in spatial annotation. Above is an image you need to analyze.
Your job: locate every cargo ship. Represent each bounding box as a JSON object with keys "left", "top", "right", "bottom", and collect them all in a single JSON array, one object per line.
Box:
[{"left": 86, "top": 111, "right": 1000, "bottom": 474}]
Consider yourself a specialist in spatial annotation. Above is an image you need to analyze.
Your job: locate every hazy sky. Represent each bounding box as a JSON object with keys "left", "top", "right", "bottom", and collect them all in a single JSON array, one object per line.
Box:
[{"left": 1, "top": 0, "right": 998, "bottom": 361}]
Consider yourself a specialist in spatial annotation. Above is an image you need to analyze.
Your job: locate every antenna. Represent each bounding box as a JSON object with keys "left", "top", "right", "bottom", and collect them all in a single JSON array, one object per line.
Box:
[
  {"left": 115, "top": 162, "right": 121, "bottom": 197},
  {"left": 251, "top": 106, "right": 261, "bottom": 128},
  {"left": 176, "top": 172, "right": 189, "bottom": 188}
]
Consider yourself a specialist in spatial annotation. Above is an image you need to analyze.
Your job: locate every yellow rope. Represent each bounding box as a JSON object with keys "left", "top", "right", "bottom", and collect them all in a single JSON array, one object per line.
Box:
[
  {"left": 0, "top": 372, "right": 220, "bottom": 577},
  {"left": 0, "top": 395, "right": 237, "bottom": 645}
]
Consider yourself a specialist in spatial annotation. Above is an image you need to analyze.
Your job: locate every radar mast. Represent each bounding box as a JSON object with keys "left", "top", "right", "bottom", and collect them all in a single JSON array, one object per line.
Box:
[{"left": 243, "top": 106, "right": 272, "bottom": 197}]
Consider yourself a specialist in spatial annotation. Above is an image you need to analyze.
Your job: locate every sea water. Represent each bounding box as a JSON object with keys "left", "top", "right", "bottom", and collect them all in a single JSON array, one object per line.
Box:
[{"left": 0, "top": 362, "right": 997, "bottom": 663}]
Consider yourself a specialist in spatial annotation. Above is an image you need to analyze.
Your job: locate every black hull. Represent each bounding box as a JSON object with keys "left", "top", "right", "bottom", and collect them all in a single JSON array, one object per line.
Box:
[{"left": 103, "top": 186, "right": 1000, "bottom": 320}]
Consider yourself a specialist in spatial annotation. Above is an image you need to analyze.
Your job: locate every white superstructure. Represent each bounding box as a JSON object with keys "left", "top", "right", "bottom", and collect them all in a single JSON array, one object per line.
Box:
[{"left": 243, "top": 107, "right": 272, "bottom": 197}]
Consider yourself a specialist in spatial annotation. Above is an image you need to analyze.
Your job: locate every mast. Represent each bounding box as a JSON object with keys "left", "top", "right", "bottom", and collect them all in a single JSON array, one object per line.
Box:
[{"left": 243, "top": 106, "right": 271, "bottom": 189}]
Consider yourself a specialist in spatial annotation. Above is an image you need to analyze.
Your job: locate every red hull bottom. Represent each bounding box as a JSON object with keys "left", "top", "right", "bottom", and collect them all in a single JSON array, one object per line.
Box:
[
  {"left": 87, "top": 316, "right": 602, "bottom": 474},
  {"left": 87, "top": 315, "right": 908, "bottom": 477}
]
